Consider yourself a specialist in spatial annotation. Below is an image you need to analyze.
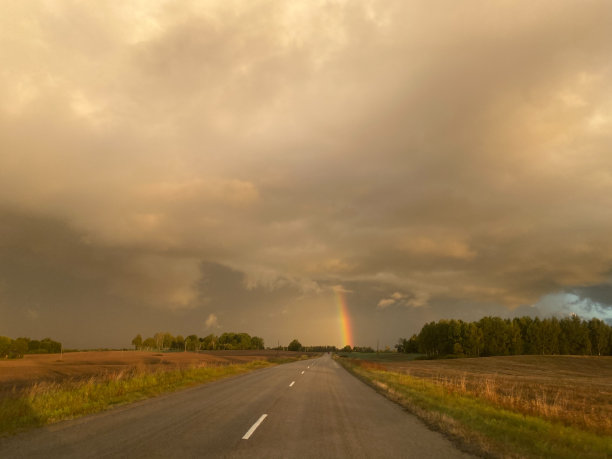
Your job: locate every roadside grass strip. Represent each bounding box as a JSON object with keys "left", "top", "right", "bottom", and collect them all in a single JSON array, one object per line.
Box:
[
  {"left": 339, "top": 359, "right": 612, "bottom": 459},
  {"left": 0, "top": 360, "right": 273, "bottom": 435}
]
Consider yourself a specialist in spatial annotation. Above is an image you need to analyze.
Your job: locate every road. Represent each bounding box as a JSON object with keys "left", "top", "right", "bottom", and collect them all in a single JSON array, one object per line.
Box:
[{"left": 0, "top": 354, "right": 471, "bottom": 458}]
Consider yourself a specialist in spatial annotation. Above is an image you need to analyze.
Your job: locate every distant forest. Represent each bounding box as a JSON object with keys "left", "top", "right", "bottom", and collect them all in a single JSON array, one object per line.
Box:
[
  {"left": 0, "top": 336, "right": 62, "bottom": 359},
  {"left": 397, "top": 315, "right": 612, "bottom": 357},
  {"left": 131, "top": 332, "right": 339, "bottom": 353},
  {"left": 131, "top": 332, "right": 266, "bottom": 351}
]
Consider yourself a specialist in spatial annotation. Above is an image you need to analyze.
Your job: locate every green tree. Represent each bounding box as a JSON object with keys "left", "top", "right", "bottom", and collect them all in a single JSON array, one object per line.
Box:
[
  {"left": 461, "top": 322, "right": 482, "bottom": 357},
  {"left": 218, "top": 332, "right": 236, "bottom": 350},
  {"left": 131, "top": 334, "right": 143, "bottom": 350},
  {"left": 154, "top": 332, "right": 165, "bottom": 350},
  {"left": 173, "top": 335, "right": 185, "bottom": 351},
  {"left": 288, "top": 339, "right": 303, "bottom": 351},
  {"left": 396, "top": 336, "right": 418, "bottom": 353},
  {"left": 142, "top": 337, "right": 156, "bottom": 350},
  {"left": 560, "top": 315, "right": 591, "bottom": 355},
  {"left": 507, "top": 319, "right": 523, "bottom": 355},
  {"left": 10, "top": 338, "right": 29, "bottom": 358},
  {"left": 251, "top": 336, "right": 264, "bottom": 350},
  {"left": 162, "top": 332, "right": 174, "bottom": 350},
  {"left": 237, "top": 333, "right": 252, "bottom": 350},
  {"left": 588, "top": 318, "right": 609, "bottom": 356},
  {"left": 0, "top": 336, "right": 11, "bottom": 358},
  {"left": 540, "top": 317, "right": 561, "bottom": 355},
  {"left": 185, "top": 334, "right": 199, "bottom": 352},
  {"left": 200, "top": 334, "right": 217, "bottom": 350}
]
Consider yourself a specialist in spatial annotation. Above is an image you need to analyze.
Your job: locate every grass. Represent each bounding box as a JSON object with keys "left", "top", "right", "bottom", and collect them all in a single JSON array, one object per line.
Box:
[
  {"left": 336, "top": 352, "right": 422, "bottom": 362},
  {"left": 0, "top": 359, "right": 279, "bottom": 436},
  {"left": 338, "top": 357, "right": 612, "bottom": 459},
  {"left": 377, "top": 355, "right": 612, "bottom": 437}
]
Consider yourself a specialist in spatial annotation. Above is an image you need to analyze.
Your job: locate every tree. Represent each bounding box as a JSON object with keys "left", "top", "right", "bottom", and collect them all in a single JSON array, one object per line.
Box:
[
  {"left": 400, "top": 314, "right": 612, "bottom": 359},
  {"left": 396, "top": 337, "right": 417, "bottom": 353},
  {"left": 237, "top": 333, "right": 252, "bottom": 350},
  {"left": 0, "top": 336, "right": 11, "bottom": 358},
  {"left": 131, "top": 334, "right": 143, "bottom": 350},
  {"left": 142, "top": 338, "right": 156, "bottom": 350},
  {"left": 508, "top": 319, "right": 523, "bottom": 355},
  {"left": 288, "top": 339, "right": 302, "bottom": 351},
  {"left": 461, "top": 322, "right": 482, "bottom": 357},
  {"left": 251, "top": 336, "right": 264, "bottom": 350},
  {"left": 154, "top": 332, "right": 165, "bottom": 350},
  {"left": 185, "top": 335, "right": 199, "bottom": 352},
  {"left": 10, "top": 338, "right": 28, "bottom": 358},
  {"left": 162, "top": 332, "right": 174, "bottom": 350},
  {"left": 173, "top": 335, "right": 185, "bottom": 351},
  {"left": 589, "top": 318, "right": 610, "bottom": 356},
  {"left": 200, "top": 334, "right": 217, "bottom": 350}
]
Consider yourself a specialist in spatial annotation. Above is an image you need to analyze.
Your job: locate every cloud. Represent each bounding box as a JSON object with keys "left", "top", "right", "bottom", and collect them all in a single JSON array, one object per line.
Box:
[
  {"left": 205, "top": 313, "right": 220, "bottom": 330},
  {"left": 533, "top": 292, "right": 612, "bottom": 323},
  {"left": 377, "top": 291, "right": 429, "bottom": 309},
  {"left": 2, "top": 1, "right": 612, "bottom": 347},
  {"left": 377, "top": 298, "right": 396, "bottom": 309}
]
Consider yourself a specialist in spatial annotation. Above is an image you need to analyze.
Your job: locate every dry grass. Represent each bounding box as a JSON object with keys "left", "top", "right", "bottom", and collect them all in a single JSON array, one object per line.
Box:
[
  {"left": 339, "top": 356, "right": 612, "bottom": 459},
  {"left": 0, "top": 360, "right": 274, "bottom": 434},
  {"left": 0, "top": 350, "right": 308, "bottom": 394},
  {"left": 380, "top": 355, "right": 612, "bottom": 436},
  {"left": 0, "top": 351, "right": 315, "bottom": 435}
]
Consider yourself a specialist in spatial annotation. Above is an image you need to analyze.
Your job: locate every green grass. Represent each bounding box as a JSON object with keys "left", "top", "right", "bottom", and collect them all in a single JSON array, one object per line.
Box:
[
  {"left": 0, "top": 360, "right": 274, "bottom": 435},
  {"left": 338, "top": 358, "right": 612, "bottom": 459},
  {"left": 336, "top": 352, "right": 423, "bottom": 362}
]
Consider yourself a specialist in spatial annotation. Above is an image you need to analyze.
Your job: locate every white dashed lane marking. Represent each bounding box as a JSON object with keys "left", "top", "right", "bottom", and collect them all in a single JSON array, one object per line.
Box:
[{"left": 242, "top": 414, "right": 268, "bottom": 440}]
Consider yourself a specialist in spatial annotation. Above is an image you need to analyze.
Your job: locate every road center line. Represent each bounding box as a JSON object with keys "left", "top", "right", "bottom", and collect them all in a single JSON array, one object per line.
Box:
[
  {"left": 301, "top": 370, "right": 305, "bottom": 375},
  {"left": 242, "top": 414, "right": 268, "bottom": 440},
  {"left": 289, "top": 381, "right": 295, "bottom": 387}
]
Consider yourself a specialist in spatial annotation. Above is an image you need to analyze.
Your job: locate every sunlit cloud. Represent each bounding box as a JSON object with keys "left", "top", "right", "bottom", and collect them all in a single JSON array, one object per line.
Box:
[{"left": 1, "top": 0, "right": 612, "bottom": 347}]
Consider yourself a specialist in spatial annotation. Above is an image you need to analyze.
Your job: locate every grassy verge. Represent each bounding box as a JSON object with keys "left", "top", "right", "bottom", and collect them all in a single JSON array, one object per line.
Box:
[
  {"left": 0, "top": 360, "right": 275, "bottom": 436},
  {"left": 337, "top": 357, "right": 612, "bottom": 459}
]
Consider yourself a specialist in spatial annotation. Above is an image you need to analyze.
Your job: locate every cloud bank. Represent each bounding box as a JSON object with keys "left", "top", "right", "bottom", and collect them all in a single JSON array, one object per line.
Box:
[{"left": 2, "top": 0, "right": 612, "bottom": 347}]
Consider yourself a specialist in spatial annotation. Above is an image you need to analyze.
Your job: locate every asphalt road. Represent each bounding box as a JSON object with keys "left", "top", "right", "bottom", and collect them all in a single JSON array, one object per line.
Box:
[{"left": 0, "top": 354, "right": 472, "bottom": 458}]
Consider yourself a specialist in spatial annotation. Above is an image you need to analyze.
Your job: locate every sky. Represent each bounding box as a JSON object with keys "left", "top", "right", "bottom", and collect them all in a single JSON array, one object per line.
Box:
[{"left": 2, "top": 0, "right": 612, "bottom": 349}]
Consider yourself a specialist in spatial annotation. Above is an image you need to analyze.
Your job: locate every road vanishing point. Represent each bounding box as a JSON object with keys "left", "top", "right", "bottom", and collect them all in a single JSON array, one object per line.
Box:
[{"left": 0, "top": 354, "right": 472, "bottom": 458}]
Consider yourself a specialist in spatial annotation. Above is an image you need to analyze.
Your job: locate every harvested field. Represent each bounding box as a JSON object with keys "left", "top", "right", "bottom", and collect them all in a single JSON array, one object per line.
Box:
[
  {"left": 0, "top": 350, "right": 309, "bottom": 393},
  {"left": 379, "top": 355, "right": 612, "bottom": 435}
]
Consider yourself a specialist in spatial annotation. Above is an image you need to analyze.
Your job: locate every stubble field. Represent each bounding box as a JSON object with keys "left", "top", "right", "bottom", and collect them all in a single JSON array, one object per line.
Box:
[
  {"left": 339, "top": 353, "right": 612, "bottom": 458},
  {"left": 381, "top": 355, "right": 612, "bottom": 435},
  {"left": 0, "top": 350, "right": 304, "bottom": 393},
  {"left": 0, "top": 350, "right": 313, "bottom": 435}
]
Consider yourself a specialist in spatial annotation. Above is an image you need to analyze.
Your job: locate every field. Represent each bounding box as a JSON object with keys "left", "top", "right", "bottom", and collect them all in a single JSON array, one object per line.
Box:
[
  {"left": 338, "top": 354, "right": 612, "bottom": 458},
  {"left": 383, "top": 355, "right": 612, "bottom": 435},
  {"left": 0, "top": 350, "right": 313, "bottom": 435},
  {"left": 0, "top": 349, "right": 304, "bottom": 393}
]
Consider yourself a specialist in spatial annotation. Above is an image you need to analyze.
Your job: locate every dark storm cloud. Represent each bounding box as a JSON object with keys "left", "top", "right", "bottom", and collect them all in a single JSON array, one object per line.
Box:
[
  {"left": 2, "top": 1, "right": 612, "bottom": 347},
  {"left": 0, "top": 208, "right": 198, "bottom": 347},
  {"left": 568, "top": 284, "right": 612, "bottom": 308}
]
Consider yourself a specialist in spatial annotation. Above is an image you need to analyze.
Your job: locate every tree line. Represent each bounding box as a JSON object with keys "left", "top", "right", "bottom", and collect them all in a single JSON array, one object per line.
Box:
[
  {"left": 396, "top": 315, "right": 612, "bottom": 358},
  {"left": 131, "top": 332, "right": 265, "bottom": 351},
  {"left": 0, "top": 336, "right": 62, "bottom": 359}
]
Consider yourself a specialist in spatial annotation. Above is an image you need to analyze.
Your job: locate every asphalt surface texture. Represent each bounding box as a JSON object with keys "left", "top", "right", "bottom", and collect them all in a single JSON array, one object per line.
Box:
[{"left": 0, "top": 354, "right": 472, "bottom": 458}]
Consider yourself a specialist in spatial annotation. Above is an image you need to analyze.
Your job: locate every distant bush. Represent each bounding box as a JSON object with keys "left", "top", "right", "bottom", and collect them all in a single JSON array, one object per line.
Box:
[{"left": 0, "top": 336, "right": 61, "bottom": 359}]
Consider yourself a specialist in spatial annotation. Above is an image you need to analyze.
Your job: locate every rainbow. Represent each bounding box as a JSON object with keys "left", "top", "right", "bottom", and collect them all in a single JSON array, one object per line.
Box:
[{"left": 334, "top": 287, "right": 354, "bottom": 347}]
